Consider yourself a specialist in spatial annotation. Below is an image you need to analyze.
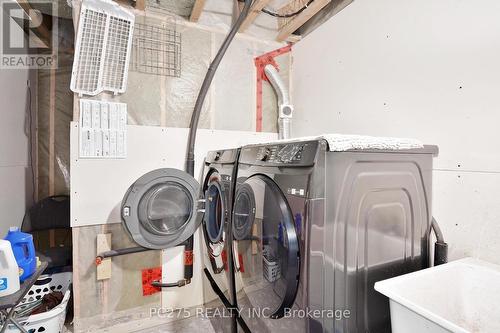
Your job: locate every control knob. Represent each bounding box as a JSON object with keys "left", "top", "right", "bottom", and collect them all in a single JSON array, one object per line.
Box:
[{"left": 260, "top": 148, "right": 271, "bottom": 161}]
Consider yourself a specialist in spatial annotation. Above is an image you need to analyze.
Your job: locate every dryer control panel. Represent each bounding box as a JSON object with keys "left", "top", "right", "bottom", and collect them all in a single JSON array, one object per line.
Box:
[{"left": 240, "top": 140, "right": 320, "bottom": 166}]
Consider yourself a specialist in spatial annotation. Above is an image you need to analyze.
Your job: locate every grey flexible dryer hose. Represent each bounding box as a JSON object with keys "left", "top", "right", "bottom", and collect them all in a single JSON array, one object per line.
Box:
[{"left": 185, "top": 0, "right": 253, "bottom": 176}]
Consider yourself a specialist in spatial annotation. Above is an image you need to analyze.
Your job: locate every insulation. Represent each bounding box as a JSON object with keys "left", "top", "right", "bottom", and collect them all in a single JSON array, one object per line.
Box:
[
  {"left": 145, "top": 0, "right": 196, "bottom": 18},
  {"left": 37, "top": 18, "right": 74, "bottom": 199},
  {"left": 116, "top": 20, "right": 212, "bottom": 128},
  {"left": 197, "top": 0, "right": 289, "bottom": 40}
]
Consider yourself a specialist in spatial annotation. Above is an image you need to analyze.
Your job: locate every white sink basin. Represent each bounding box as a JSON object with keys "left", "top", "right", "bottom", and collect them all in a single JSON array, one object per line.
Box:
[{"left": 375, "top": 258, "right": 500, "bottom": 333}]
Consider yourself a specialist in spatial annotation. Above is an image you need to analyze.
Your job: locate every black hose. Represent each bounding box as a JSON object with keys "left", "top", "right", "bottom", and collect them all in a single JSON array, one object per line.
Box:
[
  {"left": 97, "top": 246, "right": 150, "bottom": 260},
  {"left": 181, "top": 0, "right": 252, "bottom": 285},
  {"left": 185, "top": 0, "right": 253, "bottom": 176},
  {"left": 431, "top": 217, "right": 448, "bottom": 266},
  {"left": 180, "top": 0, "right": 253, "bottom": 288}
]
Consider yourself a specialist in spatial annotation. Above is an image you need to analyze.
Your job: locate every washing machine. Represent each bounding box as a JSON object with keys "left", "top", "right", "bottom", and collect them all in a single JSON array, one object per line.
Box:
[
  {"left": 201, "top": 148, "right": 240, "bottom": 333},
  {"left": 231, "top": 138, "right": 437, "bottom": 333}
]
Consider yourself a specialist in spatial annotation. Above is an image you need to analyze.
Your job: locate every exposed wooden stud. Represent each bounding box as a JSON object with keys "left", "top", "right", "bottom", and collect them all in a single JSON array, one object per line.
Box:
[
  {"left": 17, "top": 0, "right": 52, "bottom": 46},
  {"left": 190, "top": 0, "right": 206, "bottom": 22},
  {"left": 277, "top": 0, "right": 331, "bottom": 42},
  {"left": 72, "top": 228, "right": 81, "bottom": 319},
  {"left": 286, "top": 34, "right": 302, "bottom": 43},
  {"left": 135, "top": 0, "right": 146, "bottom": 11},
  {"left": 239, "top": 0, "right": 272, "bottom": 32},
  {"left": 97, "top": 233, "right": 112, "bottom": 280},
  {"left": 48, "top": 67, "right": 56, "bottom": 196}
]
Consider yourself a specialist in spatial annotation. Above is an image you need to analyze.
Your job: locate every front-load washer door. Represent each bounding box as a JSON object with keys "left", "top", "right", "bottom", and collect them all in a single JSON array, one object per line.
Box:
[
  {"left": 232, "top": 174, "right": 300, "bottom": 319},
  {"left": 202, "top": 171, "right": 228, "bottom": 274},
  {"left": 121, "top": 168, "right": 202, "bottom": 249}
]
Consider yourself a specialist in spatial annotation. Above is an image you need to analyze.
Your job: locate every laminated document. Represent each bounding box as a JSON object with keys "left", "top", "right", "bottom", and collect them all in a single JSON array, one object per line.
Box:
[{"left": 79, "top": 99, "right": 127, "bottom": 158}]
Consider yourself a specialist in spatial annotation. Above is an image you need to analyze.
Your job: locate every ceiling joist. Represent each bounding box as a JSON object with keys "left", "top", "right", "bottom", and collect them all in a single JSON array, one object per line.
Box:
[
  {"left": 190, "top": 0, "right": 206, "bottom": 22},
  {"left": 239, "top": 0, "right": 273, "bottom": 32},
  {"left": 277, "top": 0, "right": 331, "bottom": 42}
]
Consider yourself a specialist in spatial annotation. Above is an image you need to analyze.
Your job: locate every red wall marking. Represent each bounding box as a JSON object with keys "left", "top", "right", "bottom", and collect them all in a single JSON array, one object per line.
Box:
[
  {"left": 142, "top": 267, "right": 162, "bottom": 296},
  {"left": 254, "top": 45, "right": 292, "bottom": 132}
]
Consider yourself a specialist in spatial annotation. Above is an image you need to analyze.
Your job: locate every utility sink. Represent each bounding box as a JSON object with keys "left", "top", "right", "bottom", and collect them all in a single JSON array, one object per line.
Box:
[{"left": 375, "top": 258, "right": 500, "bottom": 333}]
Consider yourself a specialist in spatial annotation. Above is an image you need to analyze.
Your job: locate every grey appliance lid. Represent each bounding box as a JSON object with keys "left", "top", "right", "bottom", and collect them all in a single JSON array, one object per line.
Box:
[{"left": 121, "top": 168, "right": 201, "bottom": 249}]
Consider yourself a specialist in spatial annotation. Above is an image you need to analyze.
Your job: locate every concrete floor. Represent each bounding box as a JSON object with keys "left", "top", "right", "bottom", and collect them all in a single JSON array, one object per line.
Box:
[
  {"left": 137, "top": 316, "right": 216, "bottom": 333},
  {"left": 64, "top": 315, "right": 217, "bottom": 333}
]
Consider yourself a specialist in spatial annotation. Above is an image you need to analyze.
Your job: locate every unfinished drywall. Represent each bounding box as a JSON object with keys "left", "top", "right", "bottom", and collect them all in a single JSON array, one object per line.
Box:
[
  {"left": 72, "top": 223, "right": 162, "bottom": 332},
  {"left": 291, "top": 0, "right": 500, "bottom": 264},
  {"left": 0, "top": 66, "right": 33, "bottom": 236}
]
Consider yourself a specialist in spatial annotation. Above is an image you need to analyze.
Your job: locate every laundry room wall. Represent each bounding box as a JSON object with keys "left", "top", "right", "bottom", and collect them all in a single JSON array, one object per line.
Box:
[
  {"left": 291, "top": 0, "right": 500, "bottom": 264},
  {"left": 69, "top": 4, "right": 289, "bottom": 332},
  {"left": 0, "top": 68, "right": 34, "bottom": 237}
]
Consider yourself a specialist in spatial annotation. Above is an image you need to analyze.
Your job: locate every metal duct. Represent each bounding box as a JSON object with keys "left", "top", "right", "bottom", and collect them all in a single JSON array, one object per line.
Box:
[{"left": 264, "top": 64, "right": 293, "bottom": 140}]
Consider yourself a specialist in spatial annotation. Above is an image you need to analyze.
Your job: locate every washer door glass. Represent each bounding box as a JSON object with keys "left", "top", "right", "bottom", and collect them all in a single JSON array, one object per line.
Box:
[
  {"left": 232, "top": 174, "right": 299, "bottom": 319},
  {"left": 139, "top": 182, "right": 193, "bottom": 235},
  {"left": 122, "top": 168, "right": 201, "bottom": 249},
  {"left": 232, "top": 183, "right": 255, "bottom": 241},
  {"left": 204, "top": 181, "right": 225, "bottom": 243}
]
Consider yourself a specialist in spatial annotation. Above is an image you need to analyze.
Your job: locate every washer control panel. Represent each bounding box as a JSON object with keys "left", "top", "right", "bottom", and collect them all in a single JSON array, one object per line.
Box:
[{"left": 241, "top": 140, "right": 319, "bottom": 166}]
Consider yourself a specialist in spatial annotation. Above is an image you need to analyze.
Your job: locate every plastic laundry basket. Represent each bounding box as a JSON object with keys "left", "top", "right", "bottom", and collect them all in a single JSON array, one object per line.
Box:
[{"left": 2, "top": 272, "right": 72, "bottom": 333}]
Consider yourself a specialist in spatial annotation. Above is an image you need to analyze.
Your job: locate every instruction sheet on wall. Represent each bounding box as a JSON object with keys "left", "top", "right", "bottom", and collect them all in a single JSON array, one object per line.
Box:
[{"left": 79, "top": 99, "right": 127, "bottom": 158}]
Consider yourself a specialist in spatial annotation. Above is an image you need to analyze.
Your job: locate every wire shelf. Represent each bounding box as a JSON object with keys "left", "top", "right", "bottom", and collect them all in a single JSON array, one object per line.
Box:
[{"left": 130, "top": 21, "right": 181, "bottom": 77}]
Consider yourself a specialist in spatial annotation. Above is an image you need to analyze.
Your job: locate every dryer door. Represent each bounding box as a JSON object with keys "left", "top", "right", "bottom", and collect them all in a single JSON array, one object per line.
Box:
[
  {"left": 121, "top": 168, "right": 202, "bottom": 249},
  {"left": 233, "top": 174, "right": 300, "bottom": 319}
]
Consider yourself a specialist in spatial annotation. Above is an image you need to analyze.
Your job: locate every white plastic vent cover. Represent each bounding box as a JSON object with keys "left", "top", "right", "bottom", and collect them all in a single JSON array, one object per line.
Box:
[{"left": 71, "top": 0, "right": 134, "bottom": 96}]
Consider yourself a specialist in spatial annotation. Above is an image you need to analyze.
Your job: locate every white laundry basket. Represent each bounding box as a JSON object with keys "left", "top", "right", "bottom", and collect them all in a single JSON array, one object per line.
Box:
[{"left": 3, "top": 272, "right": 72, "bottom": 333}]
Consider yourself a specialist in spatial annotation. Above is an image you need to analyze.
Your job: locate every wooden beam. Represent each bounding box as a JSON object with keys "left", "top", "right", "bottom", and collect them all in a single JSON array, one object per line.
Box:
[
  {"left": 16, "top": 0, "right": 52, "bottom": 47},
  {"left": 277, "top": 0, "right": 331, "bottom": 42},
  {"left": 135, "top": 0, "right": 145, "bottom": 11},
  {"left": 239, "top": 0, "right": 272, "bottom": 32},
  {"left": 190, "top": 0, "right": 206, "bottom": 22}
]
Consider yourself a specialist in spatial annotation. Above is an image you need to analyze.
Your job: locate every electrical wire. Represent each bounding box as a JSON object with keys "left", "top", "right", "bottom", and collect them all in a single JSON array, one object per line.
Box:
[{"left": 261, "top": 0, "right": 314, "bottom": 18}]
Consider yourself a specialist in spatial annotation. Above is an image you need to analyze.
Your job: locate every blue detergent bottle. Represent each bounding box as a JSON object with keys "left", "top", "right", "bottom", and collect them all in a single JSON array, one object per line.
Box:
[{"left": 4, "top": 227, "right": 36, "bottom": 282}]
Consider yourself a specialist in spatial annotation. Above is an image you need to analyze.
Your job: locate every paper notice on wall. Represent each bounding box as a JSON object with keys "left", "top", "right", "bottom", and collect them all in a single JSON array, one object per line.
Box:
[{"left": 79, "top": 99, "right": 127, "bottom": 158}]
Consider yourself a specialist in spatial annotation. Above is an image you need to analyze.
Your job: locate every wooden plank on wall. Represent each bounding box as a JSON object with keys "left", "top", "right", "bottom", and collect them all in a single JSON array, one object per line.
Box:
[
  {"left": 190, "top": 0, "right": 206, "bottom": 22},
  {"left": 48, "top": 67, "right": 56, "bottom": 196},
  {"left": 277, "top": 0, "right": 331, "bottom": 42},
  {"left": 97, "top": 233, "right": 112, "bottom": 280},
  {"left": 239, "top": 0, "right": 273, "bottom": 32}
]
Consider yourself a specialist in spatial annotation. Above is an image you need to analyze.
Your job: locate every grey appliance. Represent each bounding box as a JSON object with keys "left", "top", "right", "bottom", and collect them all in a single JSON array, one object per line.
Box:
[
  {"left": 201, "top": 149, "right": 240, "bottom": 332},
  {"left": 121, "top": 168, "right": 202, "bottom": 250},
  {"left": 231, "top": 139, "right": 437, "bottom": 333}
]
